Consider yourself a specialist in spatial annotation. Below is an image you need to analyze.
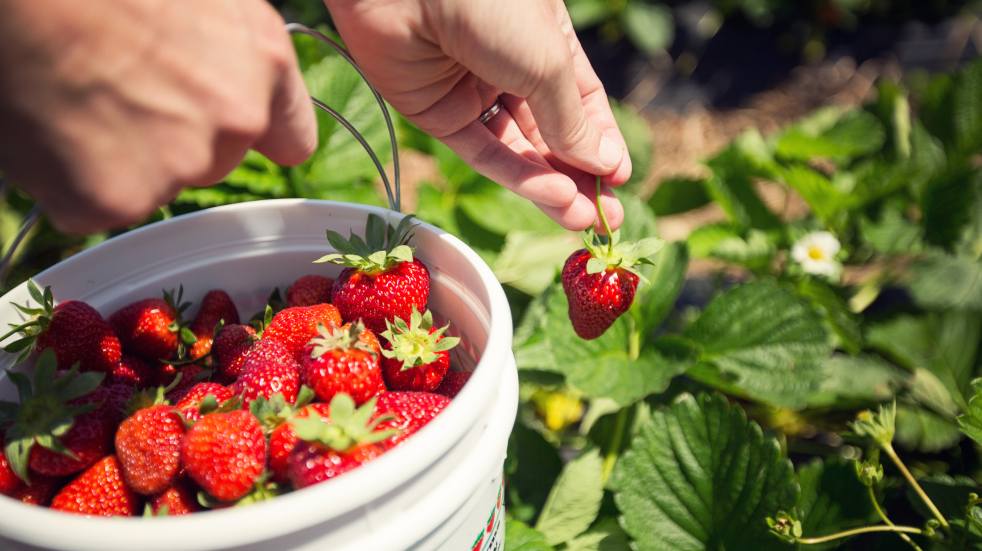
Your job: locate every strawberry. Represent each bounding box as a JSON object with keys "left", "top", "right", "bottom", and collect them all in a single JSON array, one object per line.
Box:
[
  {"left": 148, "top": 479, "right": 199, "bottom": 516},
  {"left": 161, "top": 363, "right": 209, "bottom": 401},
  {"left": 0, "top": 439, "right": 22, "bottom": 495},
  {"left": 316, "top": 214, "right": 430, "bottom": 334},
  {"left": 188, "top": 290, "right": 239, "bottom": 359},
  {"left": 109, "top": 287, "right": 195, "bottom": 361},
  {"left": 373, "top": 391, "right": 450, "bottom": 448},
  {"left": 380, "top": 309, "right": 459, "bottom": 392},
  {"left": 175, "top": 382, "right": 235, "bottom": 423},
  {"left": 262, "top": 304, "right": 342, "bottom": 361},
  {"left": 561, "top": 227, "right": 663, "bottom": 340},
  {"left": 0, "top": 351, "right": 108, "bottom": 483},
  {"left": 115, "top": 404, "right": 184, "bottom": 495},
  {"left": 182, "top": 409, "right": 265, "bottom": 502},
  {"left": 1, "top": 281, "right": 121, "bottom": 372},
  {"left": 286, "top": 275, "right": 334, "bottom": 307},
  {"left": 109, "top": 355, "right": 155, "bottom": 388},
  {"left": 253, "top": 390, "right": 322, "bottom": 483},
  {"left": 9, "top": 475, "right": 59, "bottom": 506},
  {"left": 212, "top": 324, "right": 257, "bottom": 381},
  {"left": 50, "top": 455, "right": 138, "bottom": 516},
  {"left": 301, "top": 322, "right": 385, "bottom": 405},
  {"left": 287, "top": 394, "right": 396, "bottom": 489},
  {"left": 76, "top": 382, "right": 136, "bottom": 426},
  {"left": 435, "top": 370, "right": 471, "bottom": 399},
  {"left": 232, "top": 339, "right": 301, "bottom": 406}
]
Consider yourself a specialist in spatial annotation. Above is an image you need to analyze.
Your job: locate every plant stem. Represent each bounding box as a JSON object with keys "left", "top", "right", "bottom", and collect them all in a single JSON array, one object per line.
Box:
[
  {"left": 798, "top": 525, "right": 924, "bottom": 545},
  {"left": 868, "top": 485, "right": 923, "bottom": 551},
  {"left": 595, "top": 176, "right": 614, "bottom": 256},
  {"left": 601, "top": 406, "right": 629, "bottom": 484},
  {"left": 883, "top": 443, "right": 949, "bottom": 528}
]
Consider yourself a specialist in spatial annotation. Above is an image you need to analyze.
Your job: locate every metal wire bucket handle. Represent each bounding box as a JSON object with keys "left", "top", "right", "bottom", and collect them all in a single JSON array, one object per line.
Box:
[{"left": 0, "top": 23, "right": 402, "bottom": 287}]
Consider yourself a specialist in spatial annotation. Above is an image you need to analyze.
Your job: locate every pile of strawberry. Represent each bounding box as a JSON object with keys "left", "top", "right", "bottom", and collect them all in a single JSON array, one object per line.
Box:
[{"left": 0, "top": 214, "right": 470, "bottom": 516}]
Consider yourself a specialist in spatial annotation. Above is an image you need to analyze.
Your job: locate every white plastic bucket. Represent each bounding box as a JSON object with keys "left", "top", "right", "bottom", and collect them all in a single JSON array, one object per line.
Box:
[{"left": 0, "top": 199, "right": 518, "bottom": 551}]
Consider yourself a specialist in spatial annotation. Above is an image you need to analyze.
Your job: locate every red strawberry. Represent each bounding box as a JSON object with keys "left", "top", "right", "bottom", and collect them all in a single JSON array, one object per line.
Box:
[
  {"left": 435, "top": 370, "right": 471, "bottom": 398},
  {"left": 9, "top": 475, "right": 59, "bottom": 506},
  {"left": 189, "top": 290, "right": 240, "bottom": 359},
  {"left": 286, "top": 394, "right": 395, "bottom": 489},
  {"left": 0, "top": 439, "right": 22, "bottom": 495},
  {"left": 262, "top": 304, "right": 342, "bottom": 361},
  {"left": 374, "top": 391, "right": 450, "bottom": 448},
  {"left": 148, "top": 479, "right": 199, "bottom": 516},
  {"left": 233, "top": 339, "right": 301, "bottom": 406},
  {"left": 51, "top": 455, "right": 138, "bottom": 516},
  {"left": 318, "top": 214, "right": 430, "bottom": 334},
  {"left": 161, "top": 363, "right": 209, "bottom": 402},
  {"left": 301, "top": 322, "right": 385, "bottom": 405},
  {"left": 109, "top": 355, "right": 155, "bottom": 387},
  {"left": 115, "top": 404, "right": 184, "bottom": 495},
  {"left": 1, "top": 282, "right": 121, "bottom": 372},
  {"left": 175, "top": 382, "right": 235, "bottom": 423},
  {"left": 76, "top": 382, "right": 136, "bottom": 426},
  {"left": 212, "top": 324, "right": 257, "bottom": 381},
  {"left": 110, "top": 287, "right": 194, "bottom": 360},
  {"left": 380, "top": 309, "right": 459, "bottom": 392},
  {"left": 0, "top": 351, "right": 109, "bottom": 483},
  {"left": 561, "top": 228, "right": 662, "bottom": 340},
  {"left": 182, "top": 410, "right": 265, "bottom": 502},
  {"left": 287, "top": 275, "right": 334, "bottom": 307},
  {"left": 267, "top": 401, "right": 330, "bottom": 483}
]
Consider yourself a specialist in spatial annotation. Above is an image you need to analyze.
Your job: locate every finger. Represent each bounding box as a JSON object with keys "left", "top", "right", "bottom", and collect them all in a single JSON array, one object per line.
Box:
[
  {"left": 440, "top": 112, "right": 579, "bottom": 210},
  {"left": 253, "top": 40, "right": 318, "bottom": 166}
]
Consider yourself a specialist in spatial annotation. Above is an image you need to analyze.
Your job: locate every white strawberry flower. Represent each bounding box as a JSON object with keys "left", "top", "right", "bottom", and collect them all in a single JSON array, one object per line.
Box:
[{"left": 791, "top": 231, "right": 842, "bottom": 280}]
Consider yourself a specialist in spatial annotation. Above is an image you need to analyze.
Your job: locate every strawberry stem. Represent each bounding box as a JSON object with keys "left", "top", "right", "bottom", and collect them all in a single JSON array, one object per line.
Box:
[{"left": 594, "top": 176, "right": 614, "bottom": 257}]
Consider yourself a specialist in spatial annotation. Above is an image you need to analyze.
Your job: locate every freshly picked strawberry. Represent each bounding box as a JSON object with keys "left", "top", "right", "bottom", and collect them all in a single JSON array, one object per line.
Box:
[
  {"left": 182, "top": 409, "right": 266, "bottom": 502},
  {"left": 316, "top": 214, "right": 429, "bottom": 334},
  {"left": 380, "top": 309, "right": 459, "bottom": 393},
  {"left": 212, "top": 324, "right": 257, "bottom": 381},
  {"left": 561, "top": 183, "right": 663, "bottom": 339},
  {"left": 109, "top": 286, "right": 196, "bottom": 361},
  {"left": 435, "top": 369, "right": 471, "bottom": 399},
  {"left": 188, "top": 289, "right": 240, "bottom": 359},
  {"left": 147, "top": 479, "right": 199, "bottom": 516},
  {"left": 9, "top": 474, "right": 59, "bottom": 506},
  {"left": 249, "top": 389, "right": 317, "bottom": 483},
  {"left": 286, "top": 275, "right": 334, "bottom": 307},
  {"left": 301, "top": 322, "right": 385, "bottom": 405},
  {"left": 373, "top": 391, "right": 450, "bottom": 448},
  {"left": 1, "top": 281, "right": 121, "bottom": 372},
  {"left": 0, "top": 438, "right": 22, "bottom": 495},
  {"left": 175, "top": 382, "right": 235, "bottom": 423},
  {"left": 114, "top": 394, "right": 185, "bottom": 495},
  {"left": 108, "top": 354, "right": 155, "bottom": 388},
  {"left": 262, "top": 304, "right": 342, "bottom": 361},
  {"left": 50, "top": 455, "right": 138, "bottom": 516},
  {"left": 232, "top": 339, "right": 301, "bottom": 406},
  {"left": 160, "top": 363, "right": 210, "bottom": 401},
  {"left": 287, "top": 394, "right": 396, "bottom": 489},
  {"left": 76, "top": 382, "right": 136, "bottom": 426},
  {"left": 0, "top": 350, "right": 108, "bottom": 483}
]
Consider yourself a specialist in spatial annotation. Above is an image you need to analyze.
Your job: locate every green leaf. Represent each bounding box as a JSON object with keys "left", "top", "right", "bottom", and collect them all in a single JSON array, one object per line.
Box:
[
  {"left": 683, "top": 281, "right": 831, "bottom": 409},
  {"left": 805, "top": 355, "right": 908, "bottom": 409},
  {"left": 493, "top": 231, "right": 577, "bottom": 297},
  {"left": 859, "top": 207, "right": 924, "bottom": 254},
  {"left": 514, "top": 282, "right": 685, "bottom": 406},
  {"left": 686, "top": 223, "right": 741, "bottom": 258},
  {"left": 621, "top": 2, "right": 673, "bottom": 56},
  {"left": 953, "top": 58, "right": 982, "bottom": 155},
  {"left": 566, "top": 0, "right": 610, "bottom": 28},
  {"left": 796, "top": 459, "right": 877, "bottom": 550},
  {"left": 775, "top": 109, "right": 885, "bottom": 163},
  {"left": 458, "top": 182, "right": 561, "bottom": 237},
  {"left": 895, "top": 402, "right": 963, "bottom": 453},
  {"left": 534, "top": 449, "right": 603, "bottom": 545},
  {"left": 505, "top": 422, "right": 563, "bottom": 524},
  {"left": 908, "top": 251, "right": 982, "bottom": 312},
  {"left": 634, "top": 242, "right": 688, "bottom": 337},
  {"left": 775, "top": 165, "right": 850, "bottom": 227},
  {"left": 611, "top": 101, "right": 654, "bottom": 191},
  {"left": 795, "top": 278, "right": 861, "bottom": 354},
  {"left": 611, "top": 393, "right": 797, "bottom": 551},
  {"left": 648, "top": 178, "right": 711, "bottom": 216},
  {"left": 703, "top": 142, "right": 780, "bottom": 230},
  {"left": 957, "top": 379, "right": 982, "bottom": 446},
  {"left": 921, "top": 166, "right": 980, "bottom": 250},
  {"left": 564, "top": 518, "right": 631, "bottom": 551},
  {"left": 505, "top": 519, "right": 554, "bottom": 551},
  {"left": 706, "top": 229, "right": 775, "bottom": 272}
]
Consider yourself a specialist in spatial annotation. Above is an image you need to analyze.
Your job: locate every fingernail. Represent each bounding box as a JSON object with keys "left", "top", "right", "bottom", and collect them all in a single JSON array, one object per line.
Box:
[{"left": 599, "top": 134, "right": 622, "bottom": 171}]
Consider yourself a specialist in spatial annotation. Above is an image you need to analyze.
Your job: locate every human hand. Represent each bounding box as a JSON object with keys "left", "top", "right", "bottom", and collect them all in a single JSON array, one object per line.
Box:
[
  {"left": 0, "top": 0, "right": 317, "bottom": 233},
  {"left": 324, "top": 0, "right": 631, "bottom": 231}
]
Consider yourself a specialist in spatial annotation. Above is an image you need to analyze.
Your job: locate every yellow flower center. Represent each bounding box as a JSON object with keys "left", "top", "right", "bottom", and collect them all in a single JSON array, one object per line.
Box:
[{"left": 807, "top": 245, "right": 825, "bottom": 261}]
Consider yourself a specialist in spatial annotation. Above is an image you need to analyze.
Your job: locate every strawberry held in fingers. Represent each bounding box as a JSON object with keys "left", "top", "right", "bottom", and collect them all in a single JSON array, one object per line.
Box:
[
  {"left": 1, "top": 281, "right": 121, "bottom": 372},
  {"left": 380, "top": 309, "right": 459, "bottom": 392},
  {"left": 109, "top": 286, "right": 196, "bottom": 361},
  {"left": 301, "top": 322, "right": 385, "bottom": 405},
  {"left": 316, "top": 214, "right": 429, "bottom": 334},
  {"left": 287, "top": 394, "right": 396, "bottom": 489}
]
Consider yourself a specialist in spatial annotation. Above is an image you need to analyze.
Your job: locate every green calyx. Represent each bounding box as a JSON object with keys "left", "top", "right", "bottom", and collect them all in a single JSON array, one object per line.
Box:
[
  {"left": 314, "top": 214, "right": 416, "bottom": 275},
  {"left": 380, "top": 308, "right": 460, "bottom": 372},
  {"left": 248, "top": 386, "right": 314, "bottom": 434},
  {"left": 0, "top": 280, "right": 55, "bottom": 363},
  {"left": 308, "top": 322, "right": 376, "bottom": 360},
  {"left": 163, "top": 285, "right": 197, "bottom": 359},
  {"left": 582, "top": 228, "right": 664, "bottom": 280},
  {"left": 289, "top": 393, "right": 396, "bottom": 453},
  {"left": 0, "top": 349, "right": 105, "bottom": 483},
  {"left": 850, "top": 401, "right": 896, "bottom": 447}
]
